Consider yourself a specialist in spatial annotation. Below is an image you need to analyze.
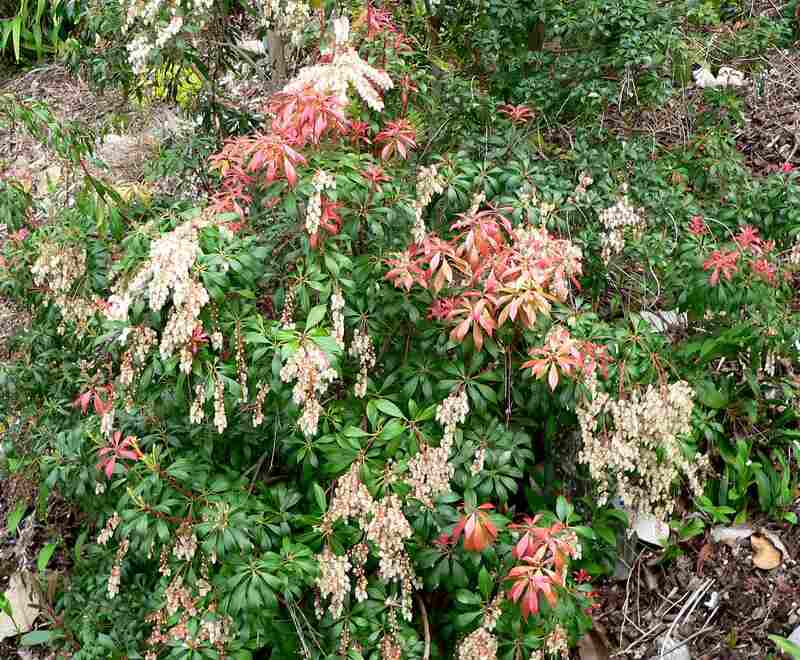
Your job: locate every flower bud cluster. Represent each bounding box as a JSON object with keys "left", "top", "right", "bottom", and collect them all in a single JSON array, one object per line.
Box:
[
  {"left": 280, "top": 341, "right": 337, "bottom": 437},
  {"left": 567, "top": 170, "right": 594, "bottom": 204},
  {"left": 412, "top": 164, "right": 445, "bottom": 244},
  {"left": 349, "top": 328, "right": 375, "bottom": 398},
  {"left": 482, "top": 594, "right": 504, "bottom": 631}
]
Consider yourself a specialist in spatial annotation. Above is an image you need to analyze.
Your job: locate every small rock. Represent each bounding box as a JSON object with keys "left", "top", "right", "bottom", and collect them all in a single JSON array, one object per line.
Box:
[{"left": 633, "top": 514, "right": 670, "bottom": 547}]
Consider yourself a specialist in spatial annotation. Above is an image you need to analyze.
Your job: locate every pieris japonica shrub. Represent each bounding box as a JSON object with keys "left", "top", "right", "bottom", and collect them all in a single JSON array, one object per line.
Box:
[{"left": 3, "top": 2, "right": 800, "bottom": 659}]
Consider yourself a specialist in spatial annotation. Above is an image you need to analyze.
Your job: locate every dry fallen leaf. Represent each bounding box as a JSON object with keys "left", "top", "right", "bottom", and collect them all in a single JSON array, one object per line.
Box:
[
  {"left": 751, "top": 534, "right": 782, "bottom": 570},
  {"left": 696, "top": 542, "right": 714, "bottom": 576}
]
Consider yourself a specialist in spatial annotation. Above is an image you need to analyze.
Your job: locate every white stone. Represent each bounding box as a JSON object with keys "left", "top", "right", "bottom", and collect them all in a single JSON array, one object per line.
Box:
[
  {"left": 633, "top": 514, "right": 670, "bottom": 547},
  {"left": 710, "top": 525, "right": 753, "bottom": 545},
  {"left": 650, "top": 635, "right": 691, "bottom": 660},
  {"left": 0, "top": 572, "right": 40, "bottom": 641}
]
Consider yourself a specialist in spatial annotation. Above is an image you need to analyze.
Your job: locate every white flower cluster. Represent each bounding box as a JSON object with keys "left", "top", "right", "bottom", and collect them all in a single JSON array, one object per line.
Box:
[
  {"left": 314, "top": 546, "right": 352, "bottom": 620},
  {"left": 545, "top": 625, "right": 569, "bottom": 658},
  {"left": 789, "top": 236, "right": 800, "bottom": 266},
  {"left": 235, "top": 324, "right": 248, "bottom": 401},
  {"left": 280, "top": 287, "right": 296, "bottom": 328},
  {"left": 190, "top": 383, "right": 205, "bottom": 424},
  {"left": 30, "top": 241, "right": 100, "bottom": 337},
  {"left": 100, "top": 405, "right": 116, "bottom": 438},
  {"left": 350, "top": 542, "right": 369, "bottom": 602},
  {"left": 280, "top": 341, "right": 337, "bottom": 436},
  {"left": 457, "top": 626, "right": 498, "bottom": 660},
  {"left": 330, "top": 287, "right": 345, "bottom": 349},
  {"left": 598, "top": 189, "right": 645, "bottom": 263},
  {"left": 262, "top": 0, "right": 310, "bottom": 47},
  {"left": 470, "top": 446, "right": 486, "bottom": 475},
  {"left": 316, "top": 461, "right": 419, "bottom": 622},
  {"left": 366, "top": 494, "right": 419, "bottom": 621},
  {"left": 412, "top": 165, "right": 445, "bottom": 244},
  {"left": 120, "top": 0, "right": 211, "bottom": 74},
  {"left": 436, "top": 389, "right": 469, "bottom": 445},
  {"left": 211, "top": 330, "right": 223, "bottom": 351},
  {"left": 406, "top": 389, "right": 469, "bottom": 507},
  {"left": 97, "top": 512, "right": 121, "bottom": 545},
  {"left": 349, "top": 327, "right": 375, "bottom": 398},
  {"left": 107, "top": 217, "right": 212, "bottom": 366},
  {"left": 567, "top": 170, "right": 594, "bottom": 205},
  {"left": 306, "top": 170, "right": 336, "bottom": 238},
  {"left": 252, "top": 381, "right": 270, "bottom": 427},
  {"left": 120, "top": 326, "right": 158, "bottom": 386},
  {"left": 213, "top": 375, "right": 227, "bottom": 434},
  {"left": 164, "top": 575, "right": 195, "bottom": 616},
  {"left": 31, "top": 241, "right": 86, "bottom": 293},
  {"left": 380, "top": 634, "right": 403, "bottom": 660},
  {"left": 108, "top": 539, "right": 129, "bottom": 599},
  {"left": 198, "top": 615, "right": 231, "bottom": 647},
  {"left": 482, "top": 594, "right": 503, "bottom": 631},
  {"left": 407, "top": 441, "right": 454, "bottom": 507},
  {"left": 161, "top": 280, "right": 210, "bottom": 361},
  {"left": 282, "top": 17, "right": 393, "bottom": 112},
  {"left": 577, "top": 378, "right": 709, "bottom": 522},
  {"left": 322, "top": 459, "right": 374, "bottom": 530},
  {"left": 173, "top": 523, "right": 198, "bottom": 561}
]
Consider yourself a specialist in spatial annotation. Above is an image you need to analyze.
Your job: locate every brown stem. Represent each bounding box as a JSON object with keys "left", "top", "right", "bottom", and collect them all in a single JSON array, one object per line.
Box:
[{"left": 415, "top": 593, "right": 431, "bottom": 660}]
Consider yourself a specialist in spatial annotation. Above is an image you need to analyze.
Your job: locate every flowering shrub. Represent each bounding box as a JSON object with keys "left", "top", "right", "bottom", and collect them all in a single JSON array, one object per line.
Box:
[{"left": 3, "top": 1, "right": 800, "bottom": 659}]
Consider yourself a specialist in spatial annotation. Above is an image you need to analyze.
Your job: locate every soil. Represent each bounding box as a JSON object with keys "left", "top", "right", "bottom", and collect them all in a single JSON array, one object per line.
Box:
[{"left": 594, "top": 511, "right": 800, "bottom": 659}]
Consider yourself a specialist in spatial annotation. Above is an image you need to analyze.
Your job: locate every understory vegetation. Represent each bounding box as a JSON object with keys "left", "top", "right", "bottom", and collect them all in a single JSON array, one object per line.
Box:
[{"left": 1, "top": 0, "right": 800, "bottom": 658}]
